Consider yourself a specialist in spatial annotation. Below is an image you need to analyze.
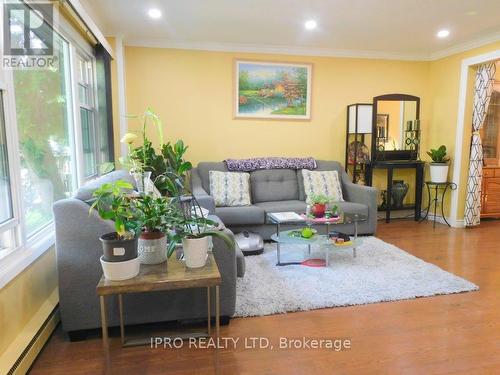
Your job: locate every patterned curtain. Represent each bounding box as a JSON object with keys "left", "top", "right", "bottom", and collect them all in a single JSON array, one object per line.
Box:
[{"left": 464, "top": 62, "right": 496, "bottom": 227}]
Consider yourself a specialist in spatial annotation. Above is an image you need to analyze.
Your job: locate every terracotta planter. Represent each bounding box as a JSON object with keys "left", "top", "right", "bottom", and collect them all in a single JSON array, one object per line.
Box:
[
  {"left": 138, "top": 231, "right": 167, "bottom": 265},
  {"left": 311, "top": 203, "right": 326, "bottom": 218}
]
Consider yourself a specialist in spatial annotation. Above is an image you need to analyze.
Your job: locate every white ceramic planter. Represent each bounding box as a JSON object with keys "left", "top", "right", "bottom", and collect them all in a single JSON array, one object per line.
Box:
[
  {"left": 429, "top": 163, "right": 449, "bottom": 183},
  {"left": 182, "top": 237, "right": 209, "bottom": 268},
  {"left": 100, "top": 256, "right": 140, "bottom": 281}
]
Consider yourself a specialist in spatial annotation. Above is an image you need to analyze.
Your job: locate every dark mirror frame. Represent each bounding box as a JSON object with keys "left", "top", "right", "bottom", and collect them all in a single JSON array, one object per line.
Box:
[{"left": 371, "top": 93, "right": 420, "bottom": 161}]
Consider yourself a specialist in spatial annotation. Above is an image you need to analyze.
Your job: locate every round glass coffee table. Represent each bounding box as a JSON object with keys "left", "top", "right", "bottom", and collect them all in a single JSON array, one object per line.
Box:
[{"left": 268, "top": 213, "right": 367, "bottom": 266}]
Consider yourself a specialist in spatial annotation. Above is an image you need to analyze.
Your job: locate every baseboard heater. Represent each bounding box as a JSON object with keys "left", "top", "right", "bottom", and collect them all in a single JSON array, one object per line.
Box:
[{"left": 8, "top": 305, "right": 60, "bottom": 375}]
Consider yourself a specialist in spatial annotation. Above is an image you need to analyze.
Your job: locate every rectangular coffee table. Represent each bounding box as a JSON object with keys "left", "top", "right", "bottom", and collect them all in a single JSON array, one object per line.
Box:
[
  {"left": 268, "top": 212, "right": 366, "bottom": 266},
  {"left": 96, "top": 253, "right": 221, "bottom": 349}
]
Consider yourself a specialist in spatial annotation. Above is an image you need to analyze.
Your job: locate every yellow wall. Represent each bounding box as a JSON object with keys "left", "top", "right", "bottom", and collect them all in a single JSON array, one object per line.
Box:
[
  {"left": 428, "top": 41, "right": 500, "bottom": 219},
  {"left": 124, "top": 47, "right": 430, "bottom": 166},
  {"left": 0, "top": 248, "right": 58, "bottom": 373},
  {"left": 120, "top": 42, "right": 500, "bottom": 220}
]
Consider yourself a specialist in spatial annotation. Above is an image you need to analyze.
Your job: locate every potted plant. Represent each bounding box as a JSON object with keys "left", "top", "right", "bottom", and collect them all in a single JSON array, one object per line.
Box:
[
  {"left": 167, "top": 197, "right": 235, "bottom": 268},
  {"left": 325, "top": 204, "right": 340, "bottom": 219},
  {"left": 309, "top": 193, "right": 331, "bottom": 218},
  {"left": 134, "top": 194, "right": 175, "bottom": 265},
  {"left": 427, "top": 145, "right": 450, "bottom": 183},
  {"left": 89, "top": 180, "right": 142, "bottom": 280},
  {"left": 126, "top": 108, "right": 193, "bottom": 197}
]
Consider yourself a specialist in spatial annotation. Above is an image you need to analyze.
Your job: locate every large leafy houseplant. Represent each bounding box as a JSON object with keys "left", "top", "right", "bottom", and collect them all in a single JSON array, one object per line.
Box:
[{"left": 125, "top": 108, "right": 193, "bottom": 196}]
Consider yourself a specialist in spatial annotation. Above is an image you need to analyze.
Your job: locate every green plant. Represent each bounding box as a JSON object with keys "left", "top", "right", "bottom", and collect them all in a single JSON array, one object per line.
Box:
[
  {"left": 133, "top": 194, "right": 176, "bottom": 234},
  {"left": 88, "top": 180, "right": 140, "bottom": 239},
  {"left": 124, "top": 108, "right": 193, "bottom": 197},
  {"left": 310, "top": 193, "right": 331, "bottom": 205},
  {"left": 164, "top": 197, "right": 235, "bottom": 257},
  {"left": 156, "top": 140, "right": 193, "bottom": 196},
  {"left": 427, "top": 145, "right": 450, "bottom": 163}
]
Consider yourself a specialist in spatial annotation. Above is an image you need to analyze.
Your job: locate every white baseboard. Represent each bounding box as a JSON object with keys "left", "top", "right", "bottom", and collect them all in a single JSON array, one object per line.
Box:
[{"left": 426, "top": 214, "right": 465, "bottom": 228}]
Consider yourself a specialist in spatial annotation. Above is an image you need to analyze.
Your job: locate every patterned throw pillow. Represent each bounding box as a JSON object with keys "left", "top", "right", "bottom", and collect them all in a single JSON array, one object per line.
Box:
[
  {"left": 302, "top": 170, "right": 344, "bottom": 204},
  {"left": 209, "top": 171, "right": 251, "bottom": 207}
]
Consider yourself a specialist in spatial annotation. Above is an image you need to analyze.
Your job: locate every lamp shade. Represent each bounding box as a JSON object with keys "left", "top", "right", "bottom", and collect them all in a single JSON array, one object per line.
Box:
[{"left": 348, "top": 104, "right": 372, "bottom": 134}]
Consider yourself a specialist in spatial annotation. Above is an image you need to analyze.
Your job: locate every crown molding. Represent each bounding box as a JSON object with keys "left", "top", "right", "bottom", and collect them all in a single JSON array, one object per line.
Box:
[
  {"left": 428, "top": 30, "right": 500, "bottom": 60},
  {"left": 124, "top": 38, "right": 428, "bottom": 61},
  {"left": 123, "top": 30, "right": 500, "bottom": 62}
]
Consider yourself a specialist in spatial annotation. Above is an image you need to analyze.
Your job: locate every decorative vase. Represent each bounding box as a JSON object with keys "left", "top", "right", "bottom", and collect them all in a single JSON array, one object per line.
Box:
[
  {"left": 138, "top": 231, "right": 167, "bottom": 265},
  {"left": 380, "top": 190, "right": 387, "bottom": 209},
  {"left": 311, "top": 203, "right": 326, "bottom": 218},
  {"left": 132, "top": 171, "right": 152, "bottom": 194},
  {"left": 391, "top": 180, "right": 409, "bottom": 209},
  {"left": 429, "top": 163, "right": 449, "bottom": 183},
  {"left": 100, "top": 233, "right": 138, "bottom": 262},
  {"left": 182, "top": 237, "right": 210, "bottom": 268}
]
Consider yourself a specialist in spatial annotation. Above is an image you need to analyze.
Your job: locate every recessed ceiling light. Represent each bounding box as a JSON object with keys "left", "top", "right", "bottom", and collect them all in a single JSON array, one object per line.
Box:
[
  {"left": 148, "top": 8, "right": 162, "bottom": 19},
  {"left": 437, "top": 29, "right": 450, "bottom": 38},
  {"left": 304, "top": 20, "right": 317, "bottom": 30}
]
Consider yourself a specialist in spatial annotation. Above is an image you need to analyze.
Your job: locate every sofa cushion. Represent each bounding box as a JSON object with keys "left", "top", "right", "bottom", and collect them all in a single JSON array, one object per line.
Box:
[
  {"left": 74, "top": 170, "right": 135, "bottom": 202},
  {"left": 209, "top": 171, "right": 251, "bottom": 206},
  {"left": 197, "top": 162, "right": 228, "bottom": 192},
  {"left": 215, "top": 205, "right": 265, "bottom": 225},
  {"left": 250, "top": 169, "right": 299, "bottom": 203},
  {"left": 335, "top": 201, "right": 369, "bottom": 217},
  {"left": 301, "top": 169, "right": 344, "bottom": 204},
  {"left": 298, "top": 160, "right": 345, "bottom": 201},
  {"left": 255, "top": 200, "right": 307, "bottom": 218}
]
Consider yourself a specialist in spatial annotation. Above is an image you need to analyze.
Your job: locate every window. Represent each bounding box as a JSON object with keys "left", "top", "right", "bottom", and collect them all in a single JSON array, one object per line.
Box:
[
  {"left": 0, "top": 1, "right": 113, "bottom": 272},
  {"left": 77, "top": 55, "right": 98, "bottom": 178},
  {"left": 12, "top": 34, "right": 77, "bottom": 237},
  {"left": 0, "top": 92, "right": 13, "bottom": 226}
]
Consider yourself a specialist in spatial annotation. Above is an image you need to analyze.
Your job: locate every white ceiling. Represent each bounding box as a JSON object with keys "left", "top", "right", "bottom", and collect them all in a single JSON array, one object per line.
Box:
[{"left": 80, "top": 0, "right": 500, "bottom": 60}]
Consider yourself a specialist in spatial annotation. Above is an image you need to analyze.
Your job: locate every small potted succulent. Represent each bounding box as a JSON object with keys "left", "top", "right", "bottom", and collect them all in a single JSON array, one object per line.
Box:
[
  {"left": 89, "top": 180, "right": 141, "bottom": 281},
  {"left": 325, "top": 204, "right": 340, "bottom": 219},
  {"left": 427, "top": 145, "right": 450, "bottom": 183},
  {"left": 309, "top": 193, "right": 331, "bottom": 218}
]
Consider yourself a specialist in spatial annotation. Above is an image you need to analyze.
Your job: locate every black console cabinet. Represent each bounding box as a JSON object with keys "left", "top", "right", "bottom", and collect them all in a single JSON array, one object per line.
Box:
[{"left": 365, "top": 160, "right": 424, "bottom": 223}]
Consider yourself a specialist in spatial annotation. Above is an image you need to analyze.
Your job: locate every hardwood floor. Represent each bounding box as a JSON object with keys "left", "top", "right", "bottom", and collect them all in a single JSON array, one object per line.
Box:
[{"left": 30, "top": 220, "right": 500, "bottom": 375}]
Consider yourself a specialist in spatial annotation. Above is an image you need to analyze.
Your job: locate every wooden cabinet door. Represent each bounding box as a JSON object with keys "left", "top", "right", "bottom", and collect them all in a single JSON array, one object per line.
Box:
[{"left": 483, "top": 177, "right": 500, "bottom": 215}]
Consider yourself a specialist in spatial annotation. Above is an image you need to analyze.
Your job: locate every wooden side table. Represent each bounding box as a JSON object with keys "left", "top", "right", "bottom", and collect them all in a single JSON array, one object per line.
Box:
[{"left": 96, "top": 253, "right": 221, "bottom": 350}]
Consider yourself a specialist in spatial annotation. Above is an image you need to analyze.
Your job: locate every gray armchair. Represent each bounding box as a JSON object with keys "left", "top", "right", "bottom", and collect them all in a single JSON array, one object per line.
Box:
[{"left": 53, "top": 170, "right": 244, "bottom": 339}]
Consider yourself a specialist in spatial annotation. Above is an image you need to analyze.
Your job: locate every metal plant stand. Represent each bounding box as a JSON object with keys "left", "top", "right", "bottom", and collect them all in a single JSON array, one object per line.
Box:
[{"left": 419, "top": 181, "right": 458, "bottom": 228}]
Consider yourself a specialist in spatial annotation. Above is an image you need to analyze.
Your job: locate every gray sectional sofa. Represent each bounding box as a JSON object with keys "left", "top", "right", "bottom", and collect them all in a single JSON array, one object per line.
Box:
[
  {"left": 53, "top": 170, "right": 245, "bottom": 339},
  {"left": 191, "top": 160, "right": 378, "bottom": 238}
]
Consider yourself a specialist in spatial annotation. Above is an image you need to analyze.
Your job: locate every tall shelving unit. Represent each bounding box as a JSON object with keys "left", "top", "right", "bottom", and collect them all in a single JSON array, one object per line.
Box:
[{"left": 345, "top": 104, "right": 373, "bottom": 184}]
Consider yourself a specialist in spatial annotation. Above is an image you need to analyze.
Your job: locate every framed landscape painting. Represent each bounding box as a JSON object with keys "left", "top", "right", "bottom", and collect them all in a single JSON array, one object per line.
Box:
[{"left": 234, "top": 60, "right": 312, "bottom": 120}]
